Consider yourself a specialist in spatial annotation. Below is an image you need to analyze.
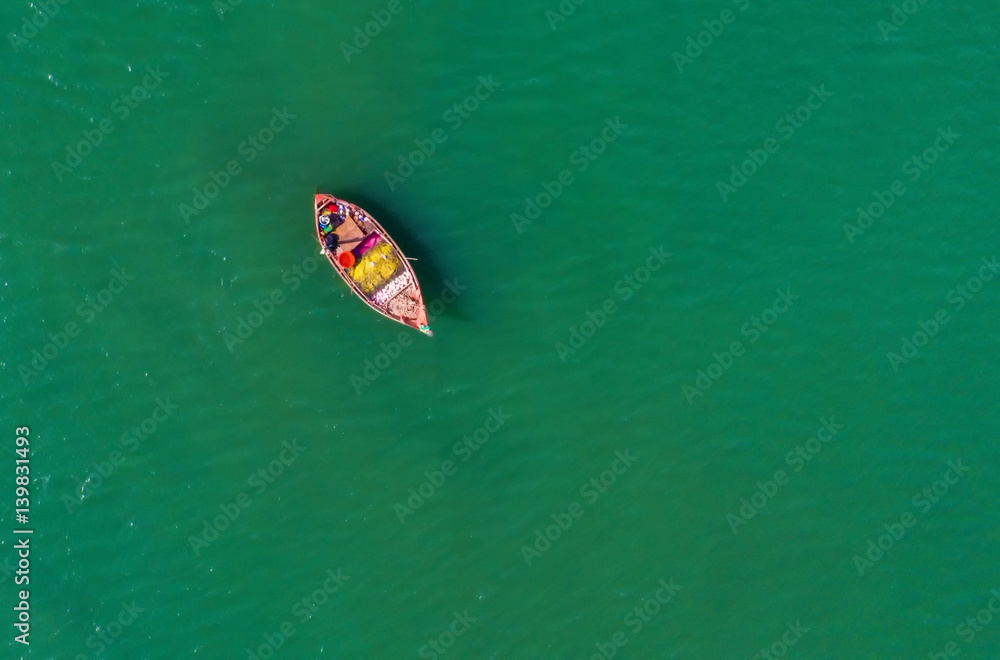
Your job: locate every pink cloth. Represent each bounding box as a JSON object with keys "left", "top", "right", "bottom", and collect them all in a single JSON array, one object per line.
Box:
[{"left": 352, "top": 233, "right": 381, "bottom": 258}]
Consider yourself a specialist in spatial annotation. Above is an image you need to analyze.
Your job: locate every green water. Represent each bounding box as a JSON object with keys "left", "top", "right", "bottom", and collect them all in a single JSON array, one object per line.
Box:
[{"left": 2, "top": 1, "right": 1000, "bottom": 658}]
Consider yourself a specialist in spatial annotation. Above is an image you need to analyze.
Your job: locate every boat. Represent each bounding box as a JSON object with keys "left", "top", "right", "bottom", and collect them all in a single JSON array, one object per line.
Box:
[{"left": 314, "top": 193, "right": 433, "bottom": 336}]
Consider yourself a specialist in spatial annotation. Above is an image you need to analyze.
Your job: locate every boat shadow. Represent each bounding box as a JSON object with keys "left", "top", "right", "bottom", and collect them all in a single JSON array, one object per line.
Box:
[{"left": 333, "top": 190, "right": 469, "bottom": 322}]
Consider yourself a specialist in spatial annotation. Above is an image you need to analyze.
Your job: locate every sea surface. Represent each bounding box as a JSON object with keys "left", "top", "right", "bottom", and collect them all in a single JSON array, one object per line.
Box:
[{"left": 2, "top": 1, "right": 999, "bottom": 658}]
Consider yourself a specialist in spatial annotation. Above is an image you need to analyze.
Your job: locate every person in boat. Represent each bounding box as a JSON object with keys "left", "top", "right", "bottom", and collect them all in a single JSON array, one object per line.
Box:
[
  {"left": 322, "top": 232, "right": 339, "bottom": 253},
  {"left": 319, "top": 208, "right": 344, "bottom": 233}
]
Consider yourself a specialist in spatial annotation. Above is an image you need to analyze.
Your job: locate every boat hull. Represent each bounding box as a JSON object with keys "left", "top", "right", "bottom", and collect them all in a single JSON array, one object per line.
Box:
[{"left": 315, "top": 194, "right": 432, "bottom": 336}]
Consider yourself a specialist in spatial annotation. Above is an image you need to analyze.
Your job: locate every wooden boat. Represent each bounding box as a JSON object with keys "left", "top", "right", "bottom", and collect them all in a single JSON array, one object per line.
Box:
[{"left": 315, "top": 194, "right": 433, "bottom": 336}]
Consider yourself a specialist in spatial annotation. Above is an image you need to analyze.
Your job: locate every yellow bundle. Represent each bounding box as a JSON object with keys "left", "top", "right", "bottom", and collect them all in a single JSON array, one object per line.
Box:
[{"left": 349, "top": 241, "right": 401, "bottom": 294}]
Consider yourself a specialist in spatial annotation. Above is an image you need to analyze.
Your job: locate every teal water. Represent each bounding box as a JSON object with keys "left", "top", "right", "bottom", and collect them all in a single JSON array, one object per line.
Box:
[{"left": 2, "top": 1, "right": 1000, "bottom": 658}]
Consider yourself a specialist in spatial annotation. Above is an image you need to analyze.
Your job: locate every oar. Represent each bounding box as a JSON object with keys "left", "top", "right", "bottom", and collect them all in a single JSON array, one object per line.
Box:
[{"left": 319, "top": 235, "right": 365, "bottom": 255}]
